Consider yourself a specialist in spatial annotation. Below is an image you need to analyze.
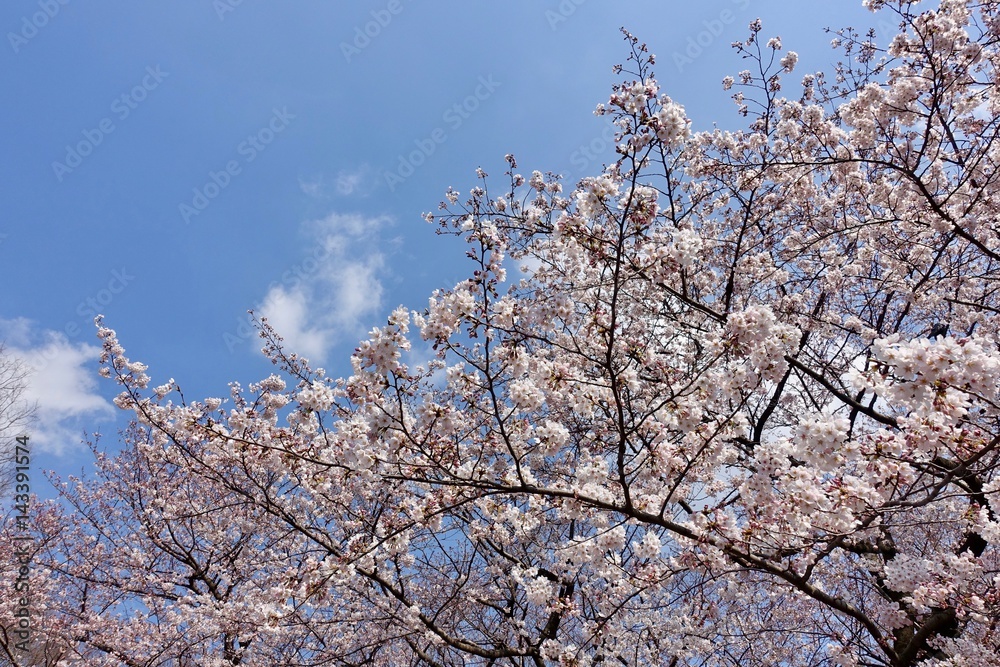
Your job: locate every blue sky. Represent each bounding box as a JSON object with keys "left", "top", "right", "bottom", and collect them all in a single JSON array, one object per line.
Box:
[{"left": 0, "top": 1, "right": 884, "bottom": 483}]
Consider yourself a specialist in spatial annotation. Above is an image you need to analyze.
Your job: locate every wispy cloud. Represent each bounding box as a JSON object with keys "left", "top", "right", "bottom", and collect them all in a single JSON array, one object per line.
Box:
[
  {"left": 299, "top": 165, "right": 374, "bottom": 199},
  {"left": 257, "top": 212, "right": 394, "bottom": 363},
  {"left": 337, "top": 168, "right": 365, "bottom": 196},
  {"left": 299, "top": 176, "right": 325, "bottom": 198},
  {"left": 0, "top": 318, "right": 115, "bottom": 454}
]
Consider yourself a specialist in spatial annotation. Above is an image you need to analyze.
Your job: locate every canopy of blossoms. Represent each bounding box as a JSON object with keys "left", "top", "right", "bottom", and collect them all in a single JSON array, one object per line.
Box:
[{"left": 4, "top": 1, "right": 999, "bottom": 665}]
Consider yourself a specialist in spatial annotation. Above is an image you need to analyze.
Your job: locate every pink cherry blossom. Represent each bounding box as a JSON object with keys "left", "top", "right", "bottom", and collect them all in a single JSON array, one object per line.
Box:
[{"left": 6, "top": 4, "right": 1000, "bottom": 666}]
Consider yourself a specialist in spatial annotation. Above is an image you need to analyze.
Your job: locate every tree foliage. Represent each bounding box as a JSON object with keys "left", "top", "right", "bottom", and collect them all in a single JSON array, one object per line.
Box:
[
  {"left": 0, "top": 349, "right": 39, "bottom": 663},
  {"left": 6, "top": 1, "right": 1000, "bottom": 665}
]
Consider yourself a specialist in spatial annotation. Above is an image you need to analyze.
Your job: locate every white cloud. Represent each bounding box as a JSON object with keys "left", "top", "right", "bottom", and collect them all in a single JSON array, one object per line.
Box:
[
  {"left": 259, "top": 286, "right": 329, "bottom": 362},
  {"left": 0, "top": 319, "right": 115, "bottom": 455},
  {"left": 299, "top": 176, "right": 325, "bottom": 198},
  {"left": 332, "top": 257, "right": 384, "bottom": 322},
  {"left": 335, "top": 170, "right": 365, "bottom": 196},
  {"left": 299, "top": 166, "right": 372, "bottom": 199},
  {"left": 256, "top": 212, "right": 395, "bottom": 364}
]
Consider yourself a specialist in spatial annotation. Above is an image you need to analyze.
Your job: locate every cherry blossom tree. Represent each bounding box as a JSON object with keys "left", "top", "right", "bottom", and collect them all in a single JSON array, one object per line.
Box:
[
  {"left": 0, "top": 350, "right": 46, "bottom": 664},
  {"left": 9, "top": 0, "right": 1000, "bottom": 665}
]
